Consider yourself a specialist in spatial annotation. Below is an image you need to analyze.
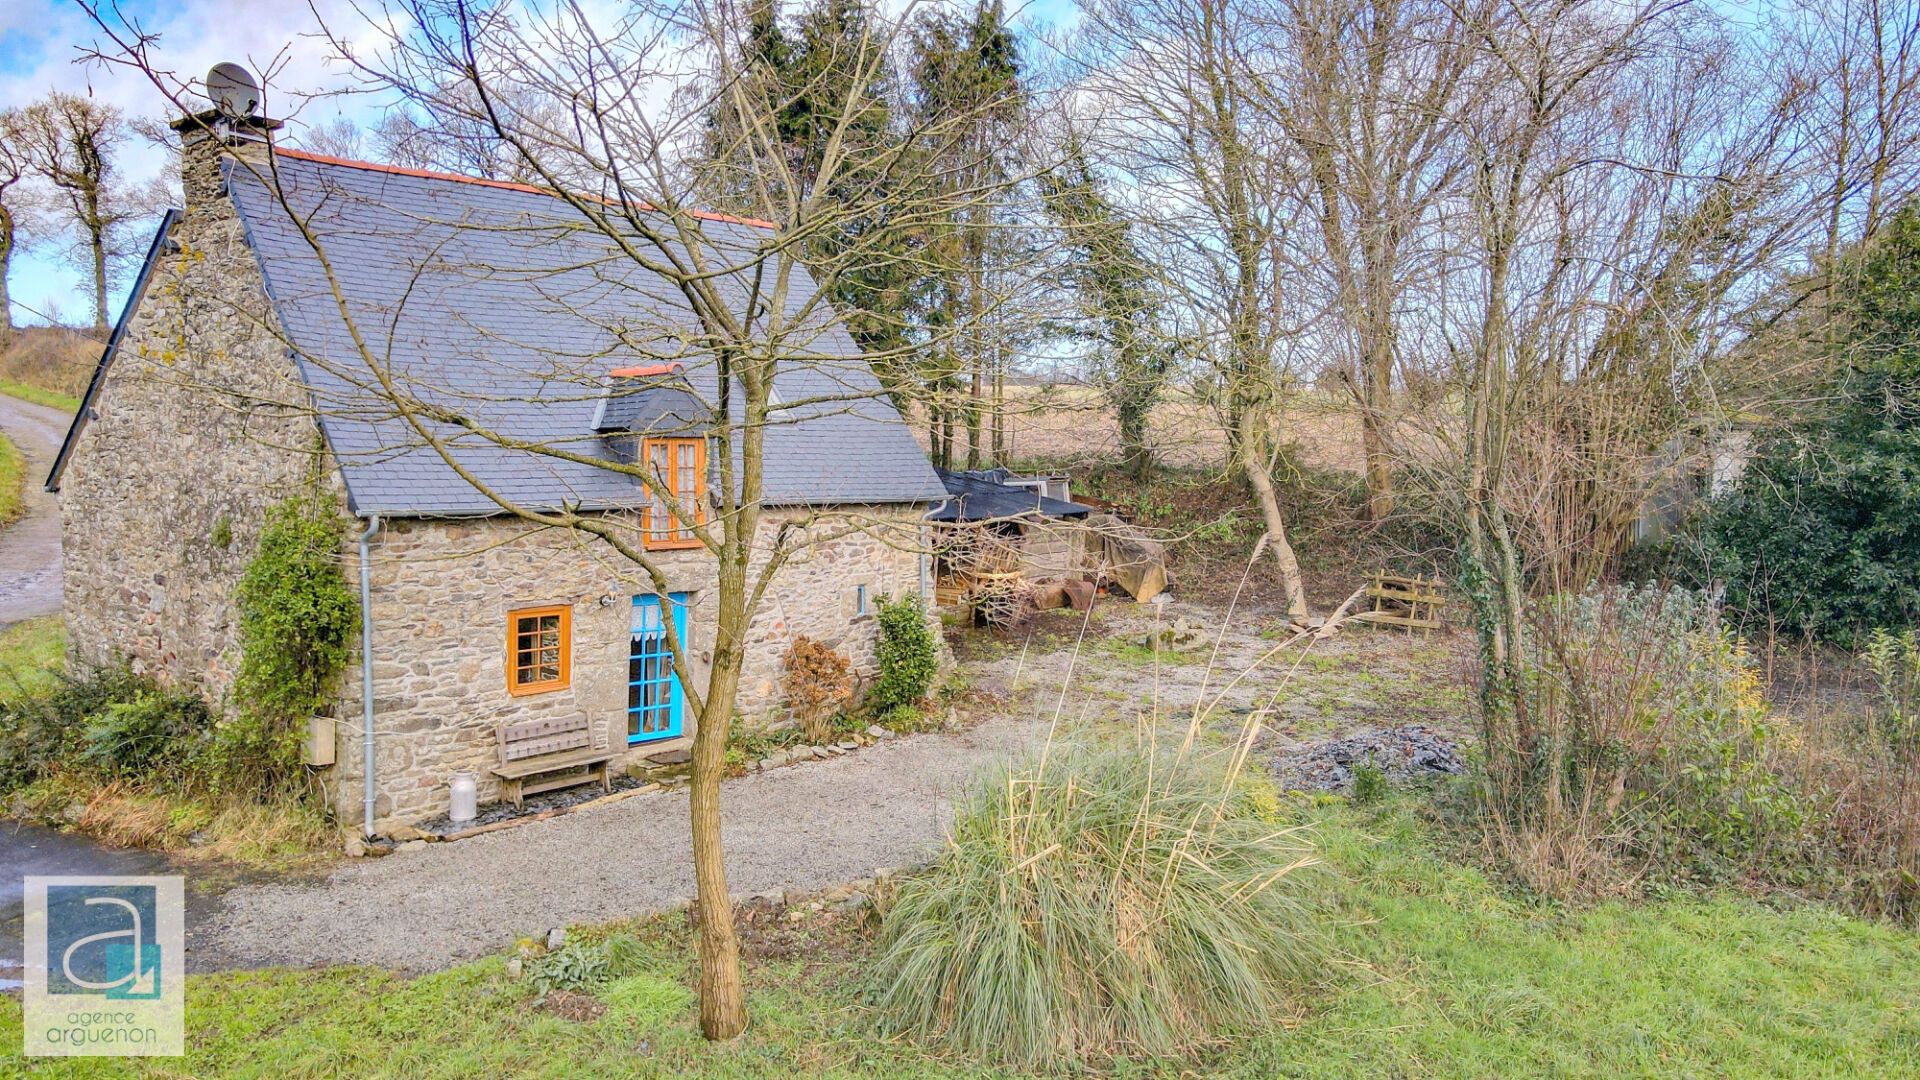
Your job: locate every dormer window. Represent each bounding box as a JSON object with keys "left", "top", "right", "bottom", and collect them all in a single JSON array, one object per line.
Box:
[{"left": 642, "top": 437, "right": 706, "bottom": 549}]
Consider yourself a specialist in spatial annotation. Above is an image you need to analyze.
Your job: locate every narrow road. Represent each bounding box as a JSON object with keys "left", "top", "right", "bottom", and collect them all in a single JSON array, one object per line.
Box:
[{"left": 0, "top": 393, "right": 69, "bottom": 626}]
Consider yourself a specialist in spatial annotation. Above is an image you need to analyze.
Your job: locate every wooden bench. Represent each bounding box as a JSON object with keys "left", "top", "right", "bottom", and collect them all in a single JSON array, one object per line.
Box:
[{"left": 492, "top": 715, "right": 617, "bottom": 808}]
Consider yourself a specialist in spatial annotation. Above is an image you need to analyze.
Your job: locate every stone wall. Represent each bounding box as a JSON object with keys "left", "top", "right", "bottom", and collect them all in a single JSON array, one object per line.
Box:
[
  {"left": 58, "top": 135, "right": 337, "bottom": 701},
  {"left": 330, "top": 508, "right": 933, "bottom": 827}
]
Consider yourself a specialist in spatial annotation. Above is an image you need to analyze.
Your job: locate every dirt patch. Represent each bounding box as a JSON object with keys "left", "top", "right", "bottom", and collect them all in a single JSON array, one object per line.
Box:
[
  {"left": 536, "top": 989, "right": 608, "bottom": 1022},
  {"left": 725, "top": 898, "right": 872, "bottom": 965},
  {"left": 963, "top": 596, "right": 1475, "bottom": 748}
]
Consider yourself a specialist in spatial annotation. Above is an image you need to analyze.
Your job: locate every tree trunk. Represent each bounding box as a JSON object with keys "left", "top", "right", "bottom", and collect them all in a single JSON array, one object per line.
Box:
[
  {"left": 1462, "top": 203, "right": 1530, "bottom": 727},
  {"left": 965, "top": 227, "right": 985, "bottom": 470},
  {"left": 1119, "top": 400, "right": 1151, "bottom": 480},
  {"left": 89, "top": 225, "right": 109, "bottom": 330},
  {"left": 1245, "top": 455, "right": 1310, "bottom": 622},
  {"left": 1240, "top": 420, "right": 1310, "bottom": 621},
  {"left": 689, "top": 584, "right": 748, "bottom": 1041},
  {"left": 0, "top": 204, "right": 13, "bottom": 335},
  {"left": 937, "top": 395, "right": 952, "bottom": 469},
  {"left": 990, "top": 339, "right": 1005, "bottom": 465},
  {"left": 1359, "top": 289, "right": 1396, "bottom": 522},
  {"left": 1361, "top": 410, "right": 1392, "bottom": 522}
]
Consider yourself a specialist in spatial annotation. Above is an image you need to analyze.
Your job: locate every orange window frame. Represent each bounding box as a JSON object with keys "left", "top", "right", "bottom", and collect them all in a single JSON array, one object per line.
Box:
[
  {"left": 507, "top": 604, "right": 572, "bottom": 695},
  {"left": 641, "top": 437, "right": 707, "bottom": 550}
]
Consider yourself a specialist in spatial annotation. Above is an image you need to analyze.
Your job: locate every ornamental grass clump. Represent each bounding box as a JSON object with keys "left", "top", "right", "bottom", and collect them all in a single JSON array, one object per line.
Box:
[{"left": 869, "top": 742, "right": 1325, "bottom": 1069}]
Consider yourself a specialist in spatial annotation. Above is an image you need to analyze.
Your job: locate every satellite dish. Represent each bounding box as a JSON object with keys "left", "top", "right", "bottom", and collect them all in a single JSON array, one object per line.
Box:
[{"left": 206, "top": 63, "right": 260, "bottom": 117}]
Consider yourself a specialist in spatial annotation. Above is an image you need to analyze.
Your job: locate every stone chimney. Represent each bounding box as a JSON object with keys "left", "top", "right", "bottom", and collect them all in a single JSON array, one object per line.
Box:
[{"left": 168, "top": 110, "right": 284, "bottom": 211}]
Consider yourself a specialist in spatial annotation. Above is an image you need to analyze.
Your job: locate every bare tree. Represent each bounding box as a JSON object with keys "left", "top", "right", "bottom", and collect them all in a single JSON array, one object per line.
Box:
[
  {"left": 367, "top": 81, "right": 574, "bottom": 183},
  {"left": 1246, "top": 0, "right": 1484, "bottom": 522},
  {"left": 0, "top": 110, "right": 29, "bottom": 336},
  {"left": 1773, "top": 0, "right": 1920, "bottom": 270},
  {"left": 3, "top": 93, "right": 160, "bottom": 329},
  {"left": 82, "top": 0, "right": 1040, "bottom": 1042},
  {"left": 1071, "top": 0, "right": 1316, "bottom": 621},
  {"left": 297, "top": 115, "right": 367, "bottom": 159},
  {"left": 1397, "top": 0, "right": 1902, "bottom": 873}
]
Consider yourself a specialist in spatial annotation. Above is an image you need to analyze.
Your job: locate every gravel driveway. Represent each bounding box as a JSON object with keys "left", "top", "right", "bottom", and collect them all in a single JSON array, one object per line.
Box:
[
  {"left": 0, "top": 392, "right": 70, "bottom": 626},
  {"left": 207, "top": 711, "right": 1040, "bottom": 972}
]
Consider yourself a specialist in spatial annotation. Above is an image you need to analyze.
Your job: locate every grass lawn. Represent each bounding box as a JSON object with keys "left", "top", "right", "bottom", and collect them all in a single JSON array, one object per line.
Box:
[
  {"left": 0, "top": 615, "right": 63, "bottom": 703},
  {"left": 0, "top": 431, "right": 22, "bottom": 528},
  {"left": 5, "top": 801, "right": 1916, "bottom": 1078},
  {"left": 0, "top": 379, "right": 81, "bottom": 413}
]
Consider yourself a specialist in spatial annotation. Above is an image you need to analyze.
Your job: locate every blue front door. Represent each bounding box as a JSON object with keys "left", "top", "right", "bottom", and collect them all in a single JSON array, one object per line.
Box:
[{"left": 629, "top": 593, "right": 689, "bottom": 744}]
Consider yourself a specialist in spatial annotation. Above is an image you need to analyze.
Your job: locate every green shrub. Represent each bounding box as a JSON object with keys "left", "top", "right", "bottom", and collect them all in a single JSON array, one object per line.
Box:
[
  {"left": 1351, "top": 758, "right": 1387, "bottom": 805},
  {"left": 527, "top": 940, "right": 612, "bottom": 997},
  {"left": 868, "top": 593, "right": 937, "bottom": 714},
  {"left": 874, "top": 702, "right": 934, "bottom": 733},
  {"left": 0, "top": 665, "right": 155, "bottom": 791},
  {"left": 1864, "top": 628, "right": 1920, "bottom": 750},
  {"left": 1684, "top": 207, "right": 1920, "bottom": 645},
  {"left": 230, "top": 492, "right": 359, "bottom": 792},
  {"left": 79, "top": 689, "right": 212, "bottom": 779},
  {"left": 869, "top": 743, "right": 1325, "bottom": 1068},
  {"left": 1481, "top": 585, "right": 1806, "bottom": 898}
]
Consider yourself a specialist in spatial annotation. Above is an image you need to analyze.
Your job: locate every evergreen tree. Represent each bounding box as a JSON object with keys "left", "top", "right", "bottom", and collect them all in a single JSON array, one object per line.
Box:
[
  {"left": 907, "top": 0, "right": 1024, "bottom": 468},
  {"left": 1703, "top": 205, "right": 1920, "bottom": 643},
  {"left": 1040, "top": 143, "right": 1171, "bottom": 479},
  {"left": 702, "top": 0, "right": 924, "bottom": 370}
]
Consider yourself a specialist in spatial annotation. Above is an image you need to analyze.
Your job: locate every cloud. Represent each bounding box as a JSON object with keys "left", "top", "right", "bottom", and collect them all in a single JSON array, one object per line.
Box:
[{"left": 2, "top": 0, "right": 385, "bottom": 324}]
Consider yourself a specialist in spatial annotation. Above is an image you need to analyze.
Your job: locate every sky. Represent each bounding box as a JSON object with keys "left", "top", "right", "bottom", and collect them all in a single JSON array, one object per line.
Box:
[
  {"left": 0, "top": 0, "right": 393, "bottom": 325},
  {"left": 0, "top": 0, "right": 1076, "bottom": 329}
]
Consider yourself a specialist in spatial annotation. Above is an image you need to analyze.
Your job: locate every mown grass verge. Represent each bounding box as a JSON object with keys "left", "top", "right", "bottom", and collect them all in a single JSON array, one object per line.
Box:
[
  {"left": 0, "top": 378, "right": 81, "bottom": 413},
  {"left": 0, "top": 614, "right": 64, "bottom": 703},
  {"left": 0, "top": 430, "right": 24, "bottom": 527},
  {"left": 4, "top": 800, "right": 1916, "bottom": 1078}
]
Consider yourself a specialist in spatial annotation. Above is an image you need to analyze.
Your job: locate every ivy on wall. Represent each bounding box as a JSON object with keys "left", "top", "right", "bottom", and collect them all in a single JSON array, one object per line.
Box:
[{"left": 220, "top": 491, "right": 358, "bottom": 792}]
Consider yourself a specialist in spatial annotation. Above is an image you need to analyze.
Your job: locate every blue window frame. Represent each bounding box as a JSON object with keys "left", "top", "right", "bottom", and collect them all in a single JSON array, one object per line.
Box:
[{"left": 629, "top": 593, "right": 689, "bottom": 744}]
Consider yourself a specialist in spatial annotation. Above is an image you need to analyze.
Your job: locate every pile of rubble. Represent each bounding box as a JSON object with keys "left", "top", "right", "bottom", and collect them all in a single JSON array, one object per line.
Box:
[{"left": 1270, "top": 725, "right": 1465, "bottom": 793}]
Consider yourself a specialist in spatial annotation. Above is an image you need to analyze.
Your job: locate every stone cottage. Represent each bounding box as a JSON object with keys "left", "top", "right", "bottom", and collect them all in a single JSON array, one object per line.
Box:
[{"left": 45, "top": 109, "right": 947, "bottom": 831}]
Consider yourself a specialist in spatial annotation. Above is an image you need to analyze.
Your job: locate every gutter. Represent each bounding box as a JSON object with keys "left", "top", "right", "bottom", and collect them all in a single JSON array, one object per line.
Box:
[{"left": 357, "top": 514, "right": 382, "bottom": 837}]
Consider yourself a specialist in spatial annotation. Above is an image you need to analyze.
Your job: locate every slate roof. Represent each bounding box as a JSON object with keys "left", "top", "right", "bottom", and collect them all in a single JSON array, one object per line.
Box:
[
  {"left": 929, "top": 468, "right": 1092, "bottom": 522},
  {"left": 226, "top": 150, "right": 946, "bottom": 517},
  {"left": 591, "top": 375, "right": 711, "bottom": 436}
]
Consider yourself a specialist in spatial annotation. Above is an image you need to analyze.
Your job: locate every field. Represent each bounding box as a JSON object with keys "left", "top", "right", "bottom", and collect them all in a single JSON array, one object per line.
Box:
[
  {"left": 912, "top": 383, "right": 1371, "bottom": 475},
  {"left": 0, "top": 326, "right": 97, "bottom": 411}
]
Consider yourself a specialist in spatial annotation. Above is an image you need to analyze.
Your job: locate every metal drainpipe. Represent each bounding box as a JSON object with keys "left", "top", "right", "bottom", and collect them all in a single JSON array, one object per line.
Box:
[{"left": 357, "top": 515, "right": 382, "bottom": 838}]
